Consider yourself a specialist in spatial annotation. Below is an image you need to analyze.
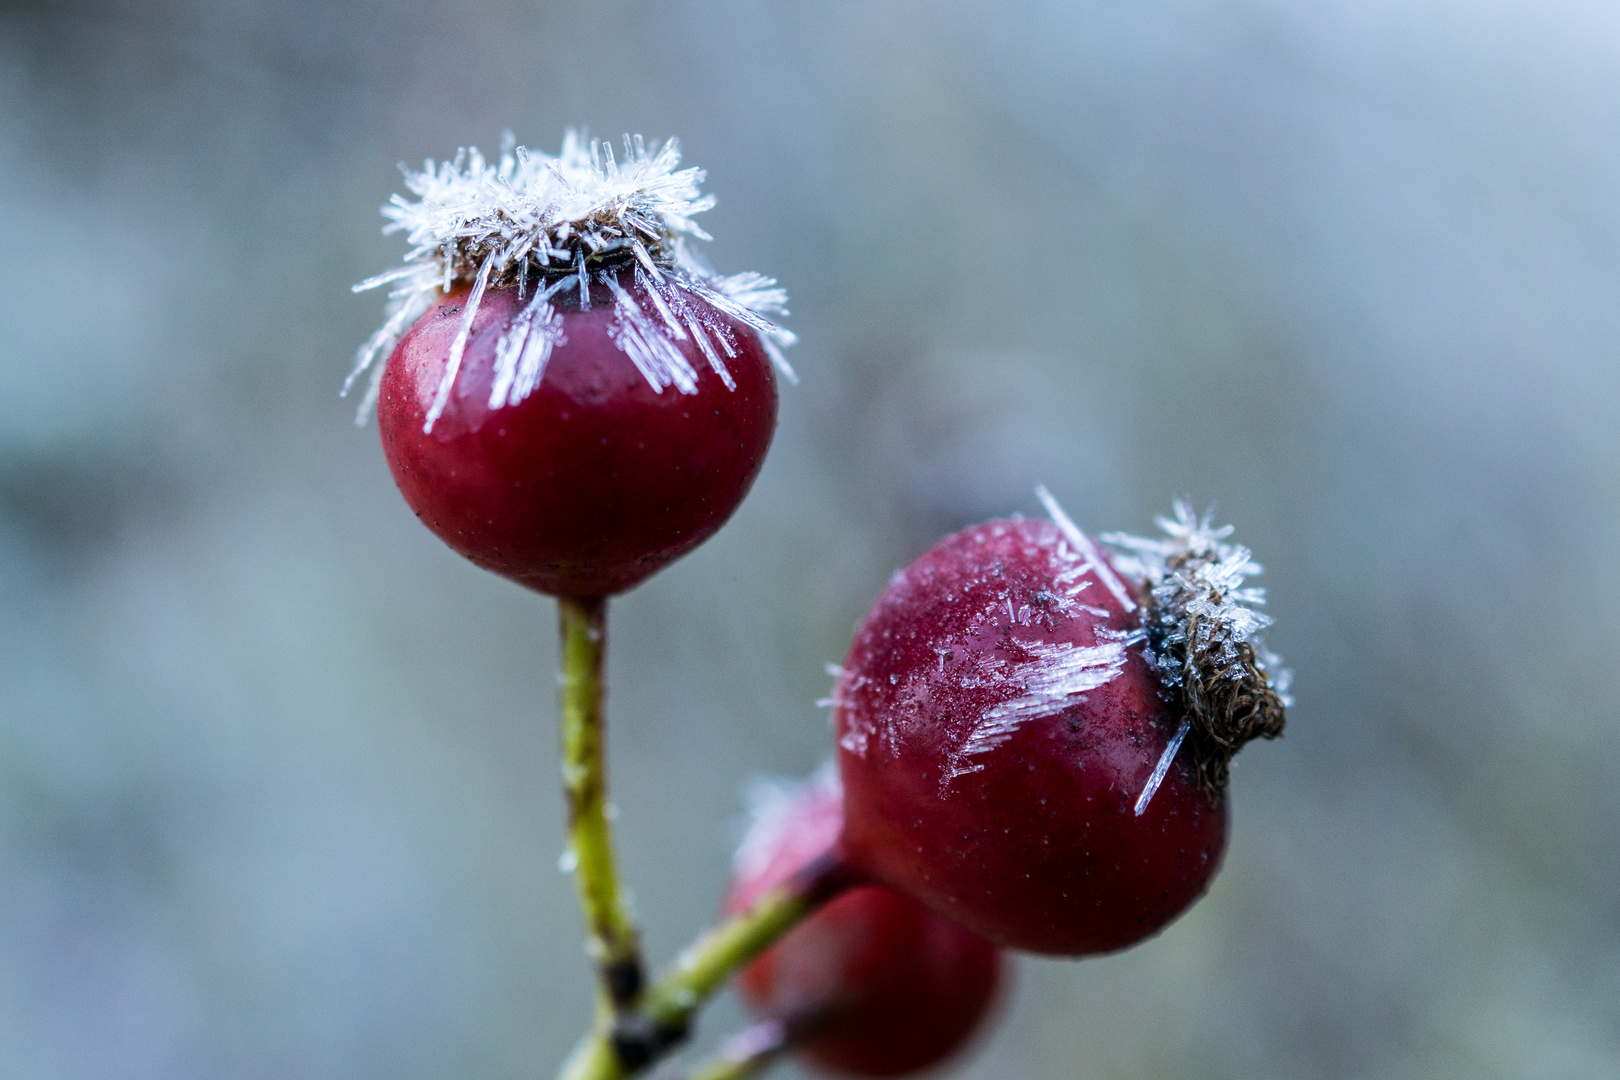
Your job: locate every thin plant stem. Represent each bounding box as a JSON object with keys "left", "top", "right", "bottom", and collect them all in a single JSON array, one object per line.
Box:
[
  {"left": 558, "top": 851, "right": 850, "bottom": 1080},
  {"left": 558, "top": 596, "right": 643, "bottom": 1013}
]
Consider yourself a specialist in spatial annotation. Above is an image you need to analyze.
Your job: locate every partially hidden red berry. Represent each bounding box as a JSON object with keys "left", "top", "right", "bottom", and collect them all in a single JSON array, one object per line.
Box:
[
  {"left": 727, "top": 769, "right": 1005, "bottom": 1078},
  {"left": 376, "top": 271, "right": 776, "bottom": 597},
  {"left": 834, "top": 500, "right": 1288, "bottom": 957}
]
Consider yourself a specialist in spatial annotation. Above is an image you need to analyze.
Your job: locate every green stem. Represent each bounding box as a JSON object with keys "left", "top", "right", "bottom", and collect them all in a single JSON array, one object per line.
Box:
[
  {"left": 641, "top": 858, "right": 839, "bottom": 1030},
  {"left": 559, "top": 596, "right": 643, "bottom": 1012},
  {"left": 558, "top": 851, "right": 850, "bottom": 1080}
]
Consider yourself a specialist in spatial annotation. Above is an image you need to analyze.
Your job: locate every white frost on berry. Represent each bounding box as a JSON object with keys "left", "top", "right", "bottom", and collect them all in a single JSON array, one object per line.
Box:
[
  {"left": 945, "top": 633, "right": 1139, "bottom": 782},
  {"left": 346, "top": 131, "right": 796, "bottom": 430},
  {"left": 832, "top": 661, "right": 877, "bottom": 756},
  {"left": 920, "top": 510, "right": 1148, "bottom": 788},
  {"left": 1103, "top": 500, "right": 1293, "bottom": 707},
  {"left": 1133, "top": 717, "right": 1192, "bottom": 816},
  {"left": 717, "top": 1019, "right": 790, "bottom": 1067},
  {"left": 733, "top": 762, "right": 841, "bottom": 888},
  {"left": 1036, "top": 484, "right": 1136, "bottom": 612},
  {"left": 489, "top": 281, "right": 568, "bottom": 409}
]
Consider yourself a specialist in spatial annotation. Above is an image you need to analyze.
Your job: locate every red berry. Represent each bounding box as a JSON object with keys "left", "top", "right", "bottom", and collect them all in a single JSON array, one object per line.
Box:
[
  {"left": 835, "top": 501, "right": 1286, "bottom": 957},
  {"left": 727, "top": 770, "right": 1004, "bottom": 1078},
  {"left": 376, "top": 271, "right": 777, "bottom": 597},
  {"left": 349, "top": 133, "right": 795, "bottom": 597}
]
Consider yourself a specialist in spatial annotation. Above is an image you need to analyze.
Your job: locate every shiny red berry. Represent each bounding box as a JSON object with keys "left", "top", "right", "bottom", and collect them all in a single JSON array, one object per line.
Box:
[
  {"left": 835, "top": 504, "right": 1286, "bottom": 956},
  {"left": 351, "top": 134, "right": 793, "bottom": 597},
  {"left": 375, "top": 271, "right": 777, "bottom": 598},
  {"left": 727, "top": 771, "right": 1004, "bottom": 1078}
]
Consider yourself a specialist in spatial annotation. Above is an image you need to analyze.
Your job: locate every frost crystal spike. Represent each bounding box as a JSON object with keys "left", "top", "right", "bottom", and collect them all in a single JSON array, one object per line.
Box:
[
  {"left": 347, "top": 131, "right": 796, "bottom": 429},
  {"left": 1101, "top": 499, "right": 1287, "bottom": 698}
]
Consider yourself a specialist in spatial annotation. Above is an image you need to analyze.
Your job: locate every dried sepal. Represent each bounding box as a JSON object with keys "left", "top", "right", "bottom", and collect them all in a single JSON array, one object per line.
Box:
[{"left": 1105, "top": 501, "right": 1291, "bottom": 795}]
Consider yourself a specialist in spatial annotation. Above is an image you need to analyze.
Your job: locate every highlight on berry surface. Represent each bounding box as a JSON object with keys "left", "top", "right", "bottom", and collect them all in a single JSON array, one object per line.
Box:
[{"left": 346, "top": 130, "right": 797, "bottom": 429}]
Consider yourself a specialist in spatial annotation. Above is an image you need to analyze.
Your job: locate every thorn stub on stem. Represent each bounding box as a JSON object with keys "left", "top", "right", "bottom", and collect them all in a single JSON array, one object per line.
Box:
[{"left": 602, "top": 958, "right": 645, "bottom": 1010}]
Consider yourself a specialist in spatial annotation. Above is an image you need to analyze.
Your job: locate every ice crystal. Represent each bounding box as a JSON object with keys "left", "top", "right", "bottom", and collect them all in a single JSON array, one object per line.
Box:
[
  {"left": 1133, "top": 718, "right": 1191, "bottom": 816},
  {"left": 1036, "top": 485, "right": 1136, "bottom": 612},
  {"left": 346, "top": 131, "right": 796, "bottom": 430},
  {"left": 946, "top": 634, "right": 1137, "bottom": 782},
  {"left": 1104, "top": 500, "right": 1290, "bottom": 794}
]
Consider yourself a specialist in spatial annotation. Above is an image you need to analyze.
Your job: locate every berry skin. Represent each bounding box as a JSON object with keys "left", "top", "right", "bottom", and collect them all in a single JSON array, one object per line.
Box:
[
  {"left": 376, "top": 270, "right": 777, "bottom": 598},
  {"left": 834, "top": 517, "right": 1227, "bottom": 957},
  {"left": 727, "top": 771, "right": 1004, "bottom": 1078}
]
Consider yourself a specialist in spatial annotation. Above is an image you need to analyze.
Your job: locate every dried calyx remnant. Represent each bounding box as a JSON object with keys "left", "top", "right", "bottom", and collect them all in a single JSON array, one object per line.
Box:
[
  {"left": 345, "top": 130, "right": 796, "bottom": 427},
  {"left": 1105, "top": 502, "right": 1291, "bottom": 796}
]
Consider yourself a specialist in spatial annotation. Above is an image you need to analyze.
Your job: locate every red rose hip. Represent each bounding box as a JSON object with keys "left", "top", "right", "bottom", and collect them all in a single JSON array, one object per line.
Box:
[
  {"left": 349, "top": 132, "right": 795, "bottom": 597},
  {"left": 834, "top": 494, "right": 1288, "bottom": 956},
  {"left": 727, "top": 769, "right": 1005, "bottom": 1078},
  {"left": 376, "top": 271, "right": 777, "bottom": 597}
]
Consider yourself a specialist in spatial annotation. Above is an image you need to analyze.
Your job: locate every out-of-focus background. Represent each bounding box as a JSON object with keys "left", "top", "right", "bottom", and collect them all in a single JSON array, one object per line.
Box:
[{"left": 2, "top": 1, "right": 1618, "bottom": 1077}]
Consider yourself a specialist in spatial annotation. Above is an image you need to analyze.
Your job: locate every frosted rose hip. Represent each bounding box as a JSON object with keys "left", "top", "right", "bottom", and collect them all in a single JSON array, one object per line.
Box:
[
  {"left": 349, "top": 132, "right": 795, "bottom": 598},
  {"left": 377, "top": 272, "right": 776, "bottom": 597},
  {"left": 835, "top": 503, "right": 1287, "bottom": 957}
]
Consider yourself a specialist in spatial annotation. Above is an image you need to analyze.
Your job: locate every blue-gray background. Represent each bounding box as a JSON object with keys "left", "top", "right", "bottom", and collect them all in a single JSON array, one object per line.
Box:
[{"left": 3, "top": 2, "right": 1618, "bottom": 1077}]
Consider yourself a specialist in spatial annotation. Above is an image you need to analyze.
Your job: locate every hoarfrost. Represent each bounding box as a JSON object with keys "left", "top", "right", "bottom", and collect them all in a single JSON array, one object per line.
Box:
[
  {"left": 716, "top": 1018, "right": 789, "bottom": 1064},
  {"left": 823, "top": 662, "right": 877, "bottom": 755},
  {"left": 1035, "top": 484, "right": 1136, "bottom": 611},
  {"left": 732, "top": 761, "right": 840, "bottom": 887},
  {"left": 1104, "top": 499, "right": 1290, "bottom": 793},
  {"left": 1101, "top": 499, "right": 1290, "bottom": 703},
  {"left": 488, "top": 285, "right": 567, "bottom": 409},
  {"left": 945, "top": 637, "right": 1134, "bottom": 782},
  {"left": 1133, "top": 718, "right": 1191, "bottom": 816},
  {"left": 347, "top": 130, "right": 794, "bottom": 428}
]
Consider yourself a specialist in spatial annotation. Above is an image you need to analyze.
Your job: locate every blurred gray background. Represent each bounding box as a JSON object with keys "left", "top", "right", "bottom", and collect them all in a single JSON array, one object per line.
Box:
[{"left": 2, "top": 1, "right": 1618, "bottom": 1077}]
